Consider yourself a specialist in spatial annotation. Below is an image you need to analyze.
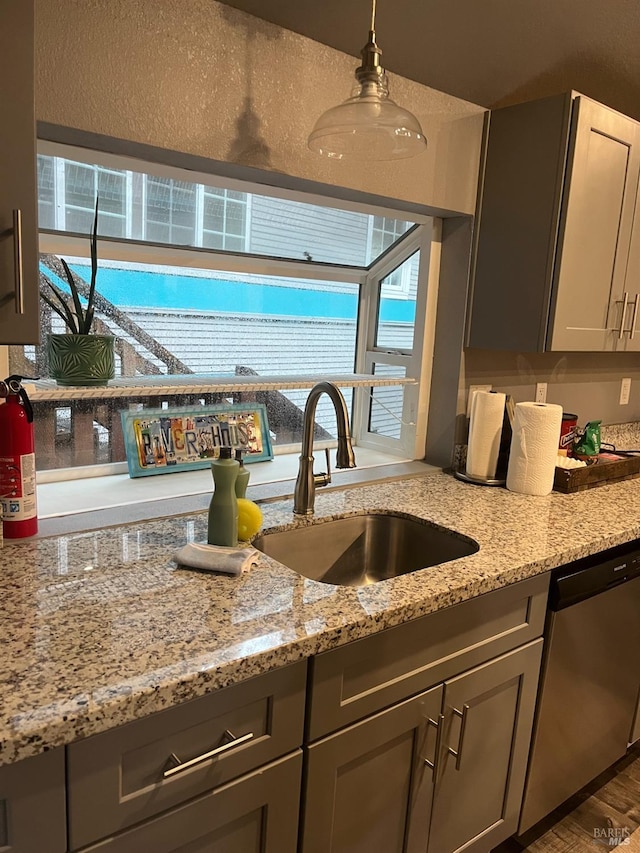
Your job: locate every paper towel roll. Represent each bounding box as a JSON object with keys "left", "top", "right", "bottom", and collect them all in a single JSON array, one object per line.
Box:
[
  {"left": 506, "top": 402, "right": 563, "bottom": 496},
  {"left": 466, "top": 391, "right": 506, "bottom": 480}
]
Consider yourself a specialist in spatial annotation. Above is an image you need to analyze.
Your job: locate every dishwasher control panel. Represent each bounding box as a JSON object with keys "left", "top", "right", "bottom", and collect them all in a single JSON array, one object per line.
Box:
[{"left": 550, "top": 539, "right": 640, "bottom": 610}]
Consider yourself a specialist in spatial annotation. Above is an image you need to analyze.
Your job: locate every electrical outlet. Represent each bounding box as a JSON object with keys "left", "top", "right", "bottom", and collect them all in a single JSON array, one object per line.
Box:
[
  {"left": 467, "top": 384, "right": 492, "bottom": 417},
  {"left": 620, "top": 377, "right": 632, "bottom": 405},
  {"left": 535, "top": 383, "right": 547, "bottom": 404}
]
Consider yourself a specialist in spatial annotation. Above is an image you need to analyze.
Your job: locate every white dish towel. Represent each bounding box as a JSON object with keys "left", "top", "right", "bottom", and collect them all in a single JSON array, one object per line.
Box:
[{"left": 173, "top": 543, "right": 259, "bottom": 576}]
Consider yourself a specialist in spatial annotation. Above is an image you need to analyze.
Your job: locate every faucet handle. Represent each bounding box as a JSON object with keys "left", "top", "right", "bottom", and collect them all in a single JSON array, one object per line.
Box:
[
  {"left": 324, "top": 447, "right": 332, "bottom": 484},
  {"left": 313, "top": 447, "right": 332, "bottom": 489}
]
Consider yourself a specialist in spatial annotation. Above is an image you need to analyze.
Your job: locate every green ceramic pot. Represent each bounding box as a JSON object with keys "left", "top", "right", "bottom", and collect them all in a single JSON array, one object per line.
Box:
[{"left": 48, "top": 334, "right": 115, "bottom": 387}]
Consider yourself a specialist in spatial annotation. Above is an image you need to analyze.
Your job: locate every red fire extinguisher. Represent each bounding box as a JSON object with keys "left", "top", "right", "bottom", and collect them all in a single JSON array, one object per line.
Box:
[{"left": 0, "top": 376, "right": 38, "bottom": 538}]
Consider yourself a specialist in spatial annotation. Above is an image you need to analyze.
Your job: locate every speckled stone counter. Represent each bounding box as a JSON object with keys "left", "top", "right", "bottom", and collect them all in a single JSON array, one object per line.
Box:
[
  {"left": 2, "top": 470, "right": 640, "bottom": 767},
  {"left": 602, "top": 421, "right": 640, "bottom": 450}
]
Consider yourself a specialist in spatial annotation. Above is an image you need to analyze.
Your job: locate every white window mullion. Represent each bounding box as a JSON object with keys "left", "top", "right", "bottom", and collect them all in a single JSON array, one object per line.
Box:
[
  {"left": 351, "top": 271, "right": 373, "bottom": 444},
  {"left": 195, "top": 184, "right": 205, "bottom": 248},
  {"left": 365, "top": 215, "right": 374, "bottom": 264},
  {"left": 221, "top": 190, "right": 229, "bottom": 251},
  {"left": 54, "top": 156, "right": 66, "bottom": 231},
  {"left": 244, "top": 194, "right": 252, "bottom": 253},
  {"left": 168, "top": 182, "right": 174, "bottom": 241},
  {"left": 38, "top": 233, "right": 367, "bottom": 285},
  {"left": 141, "top": 175, "right": 148, "bottom": 241},
  {"left": 406, "top": 217, "right": 440, "bottom": 458},
  {"left": 125, "top": 171, "right": 134, "bottom": 240}
]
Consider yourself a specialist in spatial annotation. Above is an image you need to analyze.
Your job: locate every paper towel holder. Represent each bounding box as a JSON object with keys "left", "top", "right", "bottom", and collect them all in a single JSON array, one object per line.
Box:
[{"left": 453, "top": 469, "right": 506, "bottom": 487}]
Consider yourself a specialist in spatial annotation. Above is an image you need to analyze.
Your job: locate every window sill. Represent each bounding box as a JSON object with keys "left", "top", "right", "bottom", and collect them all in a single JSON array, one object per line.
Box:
[{"left": 35, "top": 450, "right": 439, "bottom": 538}]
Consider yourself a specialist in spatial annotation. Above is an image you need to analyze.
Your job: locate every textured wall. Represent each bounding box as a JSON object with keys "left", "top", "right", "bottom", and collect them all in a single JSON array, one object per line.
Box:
[
  {"left": 462, "top": 349, "right": 640, "bottom": 427},
  {"left": 34, "top": 0, "right": 485, "bottom": 215}
]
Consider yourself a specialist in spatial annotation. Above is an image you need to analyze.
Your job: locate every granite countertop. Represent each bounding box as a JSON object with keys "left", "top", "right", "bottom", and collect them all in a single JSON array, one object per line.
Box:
[{"left": 2, "top": 468, "right": 640, "bottom": 767}]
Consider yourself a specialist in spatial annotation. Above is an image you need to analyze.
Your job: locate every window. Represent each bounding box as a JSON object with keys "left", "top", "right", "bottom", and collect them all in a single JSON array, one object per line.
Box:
[
  {"left": 369, "top": 215, "right": 413, "bottom": 260},
  {"left": 145, "top": 176, "right": 198, "bottom": 245},
  {"left": 202, "top": 188, "right": 247, "bottom": 252},
  {"left": 16, "top": 142, "right": 438, "bottom": 480},
  {"left": 64, "top": 161, "right": 128, "bottom": 237}
]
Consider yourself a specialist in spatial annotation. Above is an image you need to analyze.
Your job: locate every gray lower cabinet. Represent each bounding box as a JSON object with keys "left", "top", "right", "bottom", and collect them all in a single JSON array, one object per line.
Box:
[
  {"left": 81, "top": 751, "right": 302, "bottom": 852},
  {"left": 67, "top": 661, "right": 306, "bottom": 850},
  {"left": 0, "top": 0, "right": 40, "bottom": 344},
  {"left": 0, "top": 748, "right": 66, "bottom": 853},
  {"left": 301, "top": 640, "right": 544, "bottom": 853},
  {"left": 0, "top": 578, "right": 549, "bottom": 853},
  {"left": 632, "top": 691, "right": 640, "bottom": 744},
  {"left": 302, "top": 685, "right": 443, "bottom": 853},
  {"left": 427, "top": 640, "right": 543, "bottom": 853}
]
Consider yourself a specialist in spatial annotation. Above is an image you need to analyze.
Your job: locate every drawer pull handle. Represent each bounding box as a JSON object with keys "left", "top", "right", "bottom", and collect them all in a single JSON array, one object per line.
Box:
[
  {"left": 0, "top": 210, "right": 25, "bottom": 315},
  {"left": 163, "top": 729, "right": 254, "bottom": 778},
  {"left": 616, "top": 292, "right": 630, "bottom": 339},
  {"left": 447, "top": 704, "right": 470, "bottom": 771},
  {"left": 423, "top": 713, "right": 444, "bottom": 777},
  {"left": 630, "top": 295, "right": 639, "bottom": 340}
]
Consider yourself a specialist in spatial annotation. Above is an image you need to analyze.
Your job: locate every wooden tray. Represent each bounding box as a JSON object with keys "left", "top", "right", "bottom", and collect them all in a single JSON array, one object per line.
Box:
[{"left": 553, "top": 454, "right": 640, "bottom": 493}]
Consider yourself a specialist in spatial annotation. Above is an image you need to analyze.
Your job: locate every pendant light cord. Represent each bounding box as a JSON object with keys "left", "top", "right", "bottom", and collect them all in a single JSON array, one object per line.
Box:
[{"left": 370, "top": 0, "right": 377, "bottom": 32}]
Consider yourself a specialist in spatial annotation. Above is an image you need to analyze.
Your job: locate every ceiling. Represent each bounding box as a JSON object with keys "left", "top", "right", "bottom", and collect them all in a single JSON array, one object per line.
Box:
[{"left": 219, "top": 0, "right": 640, "bottom": 121}]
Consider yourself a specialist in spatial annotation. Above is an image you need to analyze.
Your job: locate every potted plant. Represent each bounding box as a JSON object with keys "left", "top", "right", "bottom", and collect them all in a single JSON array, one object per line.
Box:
[{"left": 41, "top": 198, "right": 115, "bottom": 387}]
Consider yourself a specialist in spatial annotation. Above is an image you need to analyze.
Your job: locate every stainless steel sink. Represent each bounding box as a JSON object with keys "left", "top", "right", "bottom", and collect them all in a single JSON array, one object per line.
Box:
[{"left": 253, "top": 512, "right": 479, "bottom": 587}]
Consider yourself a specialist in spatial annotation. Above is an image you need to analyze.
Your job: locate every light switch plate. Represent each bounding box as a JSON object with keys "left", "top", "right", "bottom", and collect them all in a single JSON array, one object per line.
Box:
[
  {"left": 620, "top": 377, "right": 632, "bottom": 405},
  {"left": 535, "top": 383, "right": 547, "bottom": 404}
]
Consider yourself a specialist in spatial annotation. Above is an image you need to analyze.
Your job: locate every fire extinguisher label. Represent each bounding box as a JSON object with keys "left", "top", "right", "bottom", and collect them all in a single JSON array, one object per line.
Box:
[{"left": 0, "top": 453, "right": 37, "bottom": 521}]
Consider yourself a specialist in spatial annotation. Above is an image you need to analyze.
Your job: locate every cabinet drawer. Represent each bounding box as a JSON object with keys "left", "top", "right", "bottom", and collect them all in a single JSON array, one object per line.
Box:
[
  {"left": 68, "top": 660, "right": 306, "bottom": 850},
  {"left": 81, "top": 751, "right": 302, "bottom": 853},
  {"left": 308, "top": 574, "right": 548, "bottom": 739}
]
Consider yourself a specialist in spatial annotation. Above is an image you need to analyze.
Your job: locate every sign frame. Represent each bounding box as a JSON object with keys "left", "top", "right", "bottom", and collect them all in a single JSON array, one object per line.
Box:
[{"left": 120, "top": 403, "right": 273, "bottom": 478}]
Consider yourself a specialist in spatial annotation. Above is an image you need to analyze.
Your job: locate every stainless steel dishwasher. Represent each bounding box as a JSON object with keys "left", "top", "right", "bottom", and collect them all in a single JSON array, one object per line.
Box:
[{"left": 519, "top": 540, "right": 640, "bottom": 834}]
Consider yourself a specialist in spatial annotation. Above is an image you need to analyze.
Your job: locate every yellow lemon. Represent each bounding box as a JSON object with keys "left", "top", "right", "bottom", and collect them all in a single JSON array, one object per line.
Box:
[{"left": 237, "top": 498, "right": 263, "bottom": 541}]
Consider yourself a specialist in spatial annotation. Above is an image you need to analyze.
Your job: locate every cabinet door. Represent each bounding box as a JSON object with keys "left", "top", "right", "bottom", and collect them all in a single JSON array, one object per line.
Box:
[
  {"left": 301, "top": 685, "right": 444, "bottom": 853},
  {"left": 427, "top": 640, "right": 543, "bottom": 853},
  {"left": 632, "top": 687, "right": 640, "bottom": 744},
  {"left": 0, "top": 0, "right": 39, "bottom": 344},
  {"left": 616, "top": 183, "right": 640, "bottom": 350},
  {"left": 81, "top": 751, "right": 301, "bottom": 853},
  {"left": 549, "top": 97, "right": 640, "bottom": 351},
  {"left": 0, "top": 748, "right": 66, "bottom": 853}
]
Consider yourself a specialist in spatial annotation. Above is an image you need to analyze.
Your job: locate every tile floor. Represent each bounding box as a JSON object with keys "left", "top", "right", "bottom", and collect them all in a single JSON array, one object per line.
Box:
[{"left": 493, "top": 746, "right": 640, "bottom": 851}]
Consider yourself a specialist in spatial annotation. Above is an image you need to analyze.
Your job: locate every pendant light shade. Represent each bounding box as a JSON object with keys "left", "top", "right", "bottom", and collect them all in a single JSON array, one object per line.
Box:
[{"left": 308, "top": 2, "right": 427, "bottom": 161}]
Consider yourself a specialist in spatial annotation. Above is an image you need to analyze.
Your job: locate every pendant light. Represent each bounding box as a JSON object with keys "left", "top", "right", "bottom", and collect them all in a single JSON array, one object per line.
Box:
[{"left": 308, "top": 0, "right": 427, "bottom": 161}]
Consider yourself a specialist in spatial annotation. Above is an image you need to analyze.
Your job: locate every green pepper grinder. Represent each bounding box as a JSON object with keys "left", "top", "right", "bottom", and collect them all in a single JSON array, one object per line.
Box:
[
  {"left": 208, "top": 446, "right": 239, "bottom": 546},
  {"left": 235, "top": 448, "right": 250, "bottom": 499}
]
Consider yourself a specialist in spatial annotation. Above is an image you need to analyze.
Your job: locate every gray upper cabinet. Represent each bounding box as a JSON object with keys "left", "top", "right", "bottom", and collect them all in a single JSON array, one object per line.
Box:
[
  {"left": 468, "top": 92, "right": 640, "bottom": 352},
  {"left": 0, "top": 0, "right": 40, "bottom": 345},
  {"left": 617, "top": 184, "right": 640, "bottom": 350}
]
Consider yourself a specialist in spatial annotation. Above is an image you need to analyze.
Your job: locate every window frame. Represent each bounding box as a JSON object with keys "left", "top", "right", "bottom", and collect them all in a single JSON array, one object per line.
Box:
[
  {"left": 27, "top": 141, "right": 440, "bottom": 479},
  {"left": 354, "top": 221, "right": 441, "bottom": 459}
]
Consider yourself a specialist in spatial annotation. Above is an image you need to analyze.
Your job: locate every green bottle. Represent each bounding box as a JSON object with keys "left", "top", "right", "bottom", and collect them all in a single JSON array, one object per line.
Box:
[
  {"left": 235, "top": 448, "right": 250, "bottom": 498},
  {"left": 207, "top": 446, "right": 239, "bottom": 546}
]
